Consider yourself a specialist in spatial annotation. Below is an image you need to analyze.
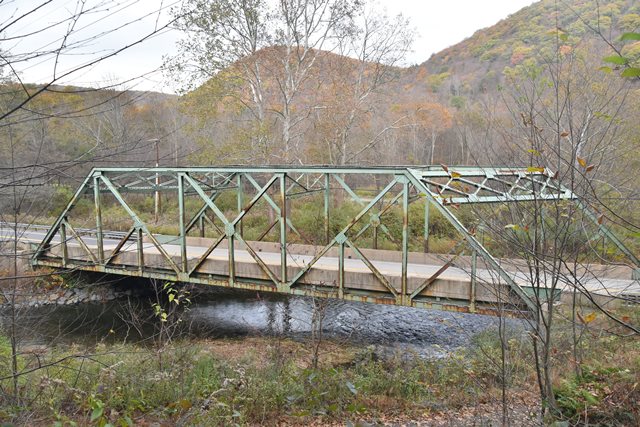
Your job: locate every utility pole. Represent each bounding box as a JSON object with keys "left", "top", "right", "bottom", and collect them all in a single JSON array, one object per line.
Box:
[
  {"left": 155, "top": 140, "right": 161, "bottom": 223},
  {"left": 147, "top": 138, "right": 161, "bottom": 223}
]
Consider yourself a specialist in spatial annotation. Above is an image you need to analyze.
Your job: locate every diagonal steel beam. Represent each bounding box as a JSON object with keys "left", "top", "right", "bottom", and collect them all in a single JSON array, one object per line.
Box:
[
  {"left": 345, "top": 239, "right": 398, "bottom": 297},
  {"left": 184, "top": 173, "right": 236, "bottom": 233},
  {"left": 243, "top": 173, "right": 300, "bottom": 237},
  {"left": 188, "top": 233, "right": 226, "bottom": 276},
  {"left": 183, "top": 174, "right": 232, "bottom": 226},
  {"left": 288, "top": 178, "right": 399, "bottom": 288},
  {"left": 351, "top": 190, "right": 405, "bottom": 243},
  {"left": 235, "top": 234, "right": 280, "bottom": 286},
  {"left": 101, "top": 175, "right": 181, "bottom": 274},
  {"left": 105, "top": 226, "right": 136, "bottom": 265},
  {"left": 575, "top": 199, "right": 640, "bottom": 268},
  {"left": 63, "top": 220, "right": 98, "bottom": 264},
  {"left": 409, "top": 242, "right": 466, "bottom": 300},
  {"left": 332, "top": 173, "right": 395, "bottom": 238},
  {"left": 33, "top": 171, "right": 95, "bottom": 260},
  {"left": 406, "top": 169, "right": 537, "bottom": 312},
  {"left": 186, "top": 174, "right": 280, "bottom": 281}
]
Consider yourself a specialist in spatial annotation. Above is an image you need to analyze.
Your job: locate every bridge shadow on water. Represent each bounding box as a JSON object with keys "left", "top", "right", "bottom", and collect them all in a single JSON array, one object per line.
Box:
[{"left": 1, "top": 279, "right": 525, "bottom": 358}]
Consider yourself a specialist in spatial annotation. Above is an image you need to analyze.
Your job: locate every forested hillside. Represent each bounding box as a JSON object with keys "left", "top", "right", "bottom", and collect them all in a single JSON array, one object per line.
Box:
[
  {"left": 412, "top": 0, "right": 640, "bottom": 100},
  {"left": 176, "top": 0, "right": 639, "bottom": 170},
  {"left": 2, "top": 0, "right": 639, "bottom": 197},
  {"left": 0, "top": 84, "right": 178, "bottom": 179}
]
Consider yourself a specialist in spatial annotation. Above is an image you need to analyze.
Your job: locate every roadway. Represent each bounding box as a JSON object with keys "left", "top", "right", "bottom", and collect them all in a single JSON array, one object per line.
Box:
[{"left": 2, "top": 225, "right": 639, "bottom": 301}]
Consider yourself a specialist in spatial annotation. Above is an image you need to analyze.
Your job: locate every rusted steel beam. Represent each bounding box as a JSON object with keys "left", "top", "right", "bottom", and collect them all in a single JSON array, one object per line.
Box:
[
  {"left": 105, "top": 226, "right": 136, "bottom": 265},
  {"left": 346, "top": 239, "right": 397, "bottom": 297},
  {"left": 63, "top": 220, "right": 98, "bottom": 264}
]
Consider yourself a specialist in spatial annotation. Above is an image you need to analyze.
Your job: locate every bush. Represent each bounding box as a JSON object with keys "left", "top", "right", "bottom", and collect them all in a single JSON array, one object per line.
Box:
[{"left": 554, "top": 365, "right": 639, "bottom": 424}]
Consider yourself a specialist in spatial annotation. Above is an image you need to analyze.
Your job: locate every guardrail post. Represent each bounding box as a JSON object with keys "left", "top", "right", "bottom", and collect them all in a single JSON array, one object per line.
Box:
[
  {"left": 93, "top": 174, "right": 104, "bottom": 263},
  {"left": 237, "top": 174, "right": 244, "bottom": 237},
  {"left": 137, "top": 227, "right": 144, "bottom": 273},
  {"left": 338, "top": 241, "right": 345, "bottom": 298},
  {"left": 400, "top": 176, "right": 409, "bottom": 305},
  {"left": 373, "top": 222, "right": 378, "bottom": 249},
  {"left": 228, "top": 230, "right": 235, "bottom": 286},
  {"left": 424, "top": 199, "right": 430, "bottom": 253}
]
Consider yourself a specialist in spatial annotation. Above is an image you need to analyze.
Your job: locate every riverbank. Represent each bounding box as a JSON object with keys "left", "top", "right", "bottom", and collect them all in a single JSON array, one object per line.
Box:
[
  {"left": 0, "top": 266, "right": 140, "bottom": 309},
  {"left": 1, "top": 327, "right": 638, "bottom": 426},
  {"left": 0, "top": 334, "right": 540, "bottom": 426}
]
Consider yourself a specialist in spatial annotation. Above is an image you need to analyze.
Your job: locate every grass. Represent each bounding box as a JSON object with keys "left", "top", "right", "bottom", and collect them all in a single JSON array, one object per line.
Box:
[
  {"left": 0, "top": 334, "right": 513, "bottom": 426},
  {"left": 0, "top": 303, "right": 638, "bottom": 426}
]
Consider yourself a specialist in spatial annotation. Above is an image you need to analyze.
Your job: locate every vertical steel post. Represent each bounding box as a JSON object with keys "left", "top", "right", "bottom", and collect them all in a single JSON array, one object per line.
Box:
[
  {"left": 137, "top": 227, "right": 144, "bottom": 273},
  {"left": 373, "top": 225, "right": 378, "bottom": 249},
  {"left": 93, "top": 175, "right": 104, "bottom": 263},
  {"left": 237, "top": 174, "right": 244, "bottom": 237},
  {"left": 338, "top": 241, "right": 345, "bottom": 298},
  {"left": 470, "top": 250, "right": 477, "bottom": 312},
  {"left": 178, "top": 173, "right": 187, "bottom": 273},
  {"left": 280, "top": 173, "right": 288, "bottom": 287},
  {"left": 424, "top": 199, "right": 430, "bottom": 253},
  {"left": 228, "top": 234, "right": 235, "bottom": 286},
  {"left": 198, "top": 215, "right": 205, "bottom": 238},
  {"left": 324, "top": 173, "right": 330, "bottom": 245},
  {"left": 401, "top": 178, "right": 410, "bottom": 304},
  {"left": 60, "top": 220, "right": 67, "bottom": 267}
]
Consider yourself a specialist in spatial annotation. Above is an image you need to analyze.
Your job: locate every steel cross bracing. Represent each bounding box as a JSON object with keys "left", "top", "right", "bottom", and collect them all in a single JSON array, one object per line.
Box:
[{"left": 31, "top": 166, "right": 639, "bottom": 316}]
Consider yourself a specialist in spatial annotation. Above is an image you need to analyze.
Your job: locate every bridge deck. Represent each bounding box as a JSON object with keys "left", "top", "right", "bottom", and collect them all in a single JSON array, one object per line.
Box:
[{"left": 6, "top": 226, "right": 639, "bottom": 315}]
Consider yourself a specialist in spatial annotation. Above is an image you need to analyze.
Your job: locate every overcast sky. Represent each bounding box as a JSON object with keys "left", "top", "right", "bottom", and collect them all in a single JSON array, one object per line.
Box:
[{"left": 4, "top": 0, "right": 536, "bottom": 93}]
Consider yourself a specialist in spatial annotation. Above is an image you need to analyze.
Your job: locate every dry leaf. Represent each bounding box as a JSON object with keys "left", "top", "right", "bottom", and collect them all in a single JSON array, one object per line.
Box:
[
  {"left": 577, "top": 157, "right": 587, "bottom": 168},
  {"left": 583, "top": 312, "right": 597, "bottom": 324},
  {"left": 526, "top": 166, "right": 545, "bottom": 173},
  {"left": 560, "top": 131, "right": 569, "bottom": 137}
]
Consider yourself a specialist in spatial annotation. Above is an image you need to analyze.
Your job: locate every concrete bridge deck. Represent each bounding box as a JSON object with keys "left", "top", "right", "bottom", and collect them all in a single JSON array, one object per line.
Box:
[{"left": 4, "top": 225, "right": 639, "bottom": 315}]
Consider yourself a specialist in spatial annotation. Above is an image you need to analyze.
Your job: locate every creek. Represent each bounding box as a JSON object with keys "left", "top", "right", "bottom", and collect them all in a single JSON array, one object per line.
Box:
[{"left": 1, "top": 287, "right": 519, "bottom": 358}]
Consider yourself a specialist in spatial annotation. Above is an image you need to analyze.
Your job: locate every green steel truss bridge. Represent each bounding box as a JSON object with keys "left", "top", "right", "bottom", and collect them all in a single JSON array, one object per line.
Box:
[{"left": 31, "top": 166, "right": 640, "bottom": 315}]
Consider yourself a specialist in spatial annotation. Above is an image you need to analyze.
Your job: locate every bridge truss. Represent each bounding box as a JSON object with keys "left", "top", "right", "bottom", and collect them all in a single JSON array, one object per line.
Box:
[{"left": 32, "top": 166, "right": 639, "bottom": 315}]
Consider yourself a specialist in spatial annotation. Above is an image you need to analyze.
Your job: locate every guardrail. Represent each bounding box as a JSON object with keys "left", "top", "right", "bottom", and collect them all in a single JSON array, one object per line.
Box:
[{"left": 0, "top": 222, "right": 131, "bottom": 242}]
